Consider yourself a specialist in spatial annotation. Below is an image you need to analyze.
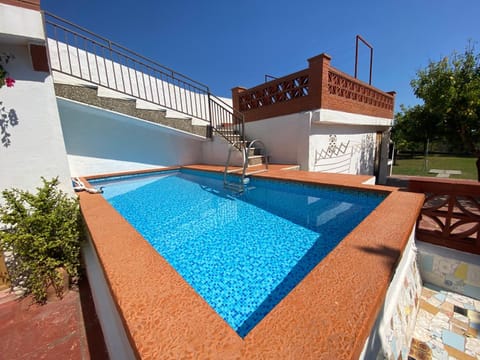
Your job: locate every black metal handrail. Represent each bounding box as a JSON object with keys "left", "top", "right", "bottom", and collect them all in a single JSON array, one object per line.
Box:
[{"left": 43, "top": 11, "right": 244, "bottom": 144}]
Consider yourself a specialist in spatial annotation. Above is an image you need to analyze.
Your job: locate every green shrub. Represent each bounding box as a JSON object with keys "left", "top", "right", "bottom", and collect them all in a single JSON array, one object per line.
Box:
[{"left": 0, "top": 177, "right": 82, "bottom": 303}]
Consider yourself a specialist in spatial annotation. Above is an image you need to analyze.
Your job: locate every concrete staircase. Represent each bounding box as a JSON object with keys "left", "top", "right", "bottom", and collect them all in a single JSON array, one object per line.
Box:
[
  {"left": 54, "top": 81, "right": 268, "bottom": 172},
  {"left": 54, "top": 83, "right": 208, "bottom": 137}
]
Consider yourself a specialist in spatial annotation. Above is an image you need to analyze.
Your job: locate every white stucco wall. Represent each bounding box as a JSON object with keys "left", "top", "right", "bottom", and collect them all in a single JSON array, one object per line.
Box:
[
  {"left": 202, "top": 136, "right": 233, "bottom": 166},
  {"left": 82, "top": 233, "right": 136, "bottom": 360},
  {"left": 309, "top": 124, "right": 378, "bottom": 176},
  {"left": 57, "top": 98, "right": 204, "bottom": 176},
  {"left": 244, "top": 112, "right": 311, "bottom": 169},
  {"left": 310, "top": 109, "right": 391, "bottom": 180},
  {"left": 243, "top": 109, "right": 391, "bottom": 179},
  {"left": 0, "top": 3, "right": 44, "bottom": 42},
  {"left": 313, "top": 108, "right": 392, "bottom": 127},
  {"left": 0, "top": 40, "right": 72, "bottom": 194}
]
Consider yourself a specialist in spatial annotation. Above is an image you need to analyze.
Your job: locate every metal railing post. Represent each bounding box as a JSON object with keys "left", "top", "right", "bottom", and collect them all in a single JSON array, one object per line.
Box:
[{"left": 207, "top": 92, "right": 213, "bottom": 139}]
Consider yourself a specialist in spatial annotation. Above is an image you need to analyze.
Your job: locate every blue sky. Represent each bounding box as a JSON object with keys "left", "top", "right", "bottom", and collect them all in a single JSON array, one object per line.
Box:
[{"left": 41, "top": 0, "right": 479, "bottom": 112}]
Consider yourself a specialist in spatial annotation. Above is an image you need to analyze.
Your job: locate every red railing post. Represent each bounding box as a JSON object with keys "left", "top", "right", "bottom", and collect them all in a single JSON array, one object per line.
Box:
[
  {"left": 231, "top": 86, "right": 246, "bottom": 114},
  {"left": 307, "top": 53, "right": 331, "bottom": 109}
]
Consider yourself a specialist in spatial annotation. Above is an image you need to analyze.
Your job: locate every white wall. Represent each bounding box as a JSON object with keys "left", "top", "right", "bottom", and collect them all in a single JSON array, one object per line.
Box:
[
  {"left": 244, "top": 112, "right": 311, "bottom": 169},
  {"left": 0, "top": 3, "right": 44, "bottom": 41},
  {"left": 57, "top": 98, "right": 204, "bottom": 176},
  {"left": 0, "top": 7, "right": 72, "bottom": 195},
  {"left": 314, "top": 108, "right": 392, "bottom": 127},
  {"left": 243, "top": 109, "right": 391, "bottom": 177},
  {"left": 202, "top": 136, "right": 233, "bottom": 166},
  {"left": 82, "top": 233, "right": 136, "bottom": 360},
  {"left": 309, "top": 124, "right": 377, "bottom": 175}
]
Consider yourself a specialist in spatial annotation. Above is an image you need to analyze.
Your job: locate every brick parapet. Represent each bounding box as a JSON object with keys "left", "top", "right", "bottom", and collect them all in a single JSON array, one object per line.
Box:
[{"left": 232, "top": 52, "right": 395, "bottom": 122}]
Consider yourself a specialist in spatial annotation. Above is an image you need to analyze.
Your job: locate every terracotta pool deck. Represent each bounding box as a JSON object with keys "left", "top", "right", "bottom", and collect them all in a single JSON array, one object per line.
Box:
[
  {"left": 2, "top": 166, "right": 479, "bottom": 359},
  {"left": 77, "top": 164, "right": 425, "bottom": 359}
]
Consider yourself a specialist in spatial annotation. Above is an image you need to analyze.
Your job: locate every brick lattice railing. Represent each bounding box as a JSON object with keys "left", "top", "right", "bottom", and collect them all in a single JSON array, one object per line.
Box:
[
  {"left": 408, "top": 178, "right": 480, "bottom": 255},
  {"left": 237, "top": 70, "right": 309, "bottom": 112},
  {"left": 327, "top": 69, "right": 394, "bottom": 113},
  {"left": 232, "top": 53, "right": 395, "bottom": 122}
]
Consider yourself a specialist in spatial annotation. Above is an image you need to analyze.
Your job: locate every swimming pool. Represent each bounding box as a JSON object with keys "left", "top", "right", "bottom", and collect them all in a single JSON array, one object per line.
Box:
[{"left": 90, "top": 169, "right": 385, "bottom": 337}]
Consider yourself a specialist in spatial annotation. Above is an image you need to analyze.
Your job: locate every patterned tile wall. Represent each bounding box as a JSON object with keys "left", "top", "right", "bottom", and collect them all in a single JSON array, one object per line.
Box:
[
  {"left": 379, "top": 253, "right": 423, "bottom": 359},
  {"left": 417, "top": 244, "right": 480, "bottom": 301}
]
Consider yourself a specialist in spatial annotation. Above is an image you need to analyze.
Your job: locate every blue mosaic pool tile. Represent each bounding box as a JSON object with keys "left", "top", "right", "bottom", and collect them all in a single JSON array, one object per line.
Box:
[{"left": 94, "top": 169, "right": 384, "bottom": 337}]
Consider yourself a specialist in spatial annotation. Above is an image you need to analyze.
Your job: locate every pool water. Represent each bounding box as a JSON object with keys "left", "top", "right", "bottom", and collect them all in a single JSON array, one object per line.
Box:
[{"left": 90, "top": 169, "right": 385, "bottom": 337}]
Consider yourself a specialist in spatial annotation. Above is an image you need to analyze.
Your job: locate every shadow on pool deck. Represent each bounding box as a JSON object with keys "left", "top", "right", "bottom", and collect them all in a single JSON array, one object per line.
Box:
[{"left": 0, "top": 273, "right": 109, "bottom": 359}]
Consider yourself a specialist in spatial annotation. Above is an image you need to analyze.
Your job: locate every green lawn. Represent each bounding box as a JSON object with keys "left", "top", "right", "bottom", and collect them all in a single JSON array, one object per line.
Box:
[{"left": 391, "top": 155, "right": 478, "bottom": 180}]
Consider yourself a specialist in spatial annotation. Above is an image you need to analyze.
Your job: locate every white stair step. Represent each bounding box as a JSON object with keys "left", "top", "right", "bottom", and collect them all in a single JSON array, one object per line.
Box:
[
  {"left": 136, "top": 99, "right": 166, "bottom": 110},
  {"left": 97, "top": 86, "right": 136, "bottom": 100},
  {"left": 52, "top": 71, "right": 95, "bottom": 87}
]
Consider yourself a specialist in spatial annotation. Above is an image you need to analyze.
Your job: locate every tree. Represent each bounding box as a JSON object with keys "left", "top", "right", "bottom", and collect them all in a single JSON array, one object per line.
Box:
[
  {"left": 394, "top": 43, "right": 480, "bottom": 179},
  {"left": 392, "top": 104, "right": 441, "bottom": 154},
  {"left": 411, "top": 44, "right": 480, "bottom": 153}
]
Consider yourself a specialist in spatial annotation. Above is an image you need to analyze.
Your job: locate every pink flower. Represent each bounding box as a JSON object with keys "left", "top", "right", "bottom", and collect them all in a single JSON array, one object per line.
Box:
[{"left": 5, "top": 77, "right": 15, "bottom": 88}]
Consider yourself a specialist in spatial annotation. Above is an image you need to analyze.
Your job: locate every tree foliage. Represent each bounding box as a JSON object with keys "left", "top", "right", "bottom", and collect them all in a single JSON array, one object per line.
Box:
[
  {"left": 392, "top": 104, "right": 441, "bottom": 152},
  {"left": 394, "top": 44, "right": 480, "bottom": 153},
  {"left": 0, "top": 177, "right": 82, "bottom": 303}
]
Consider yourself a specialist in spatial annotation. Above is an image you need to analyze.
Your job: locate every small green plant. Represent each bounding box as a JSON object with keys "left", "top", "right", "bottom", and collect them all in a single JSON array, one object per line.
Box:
[{"left": 0, "top": 177, "right": 81, "bottom": 303}]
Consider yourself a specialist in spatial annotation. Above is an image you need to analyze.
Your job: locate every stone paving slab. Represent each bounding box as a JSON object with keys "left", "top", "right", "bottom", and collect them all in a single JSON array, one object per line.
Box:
[{"left": 429, "top": 169, "right": 463, "bottom": 178}]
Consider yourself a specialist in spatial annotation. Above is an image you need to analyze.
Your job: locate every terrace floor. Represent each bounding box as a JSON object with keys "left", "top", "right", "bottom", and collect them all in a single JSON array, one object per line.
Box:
[{"left": 0, "top": 275, "right": 109, "bottom": 359}]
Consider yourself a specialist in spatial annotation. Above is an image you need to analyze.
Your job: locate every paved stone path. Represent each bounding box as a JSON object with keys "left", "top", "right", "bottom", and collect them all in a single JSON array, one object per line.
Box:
[{"left": 429, "top": 169, "right": 462, "bottom": 178}]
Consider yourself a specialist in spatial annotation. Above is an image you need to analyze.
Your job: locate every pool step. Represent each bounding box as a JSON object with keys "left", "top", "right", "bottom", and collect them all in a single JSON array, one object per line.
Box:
[
  {"left": 224, "top": 181, "right": 245, "bottom": 192},
  {"left": 248, "top": 155, "right": 264, "bottom": 166}
]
